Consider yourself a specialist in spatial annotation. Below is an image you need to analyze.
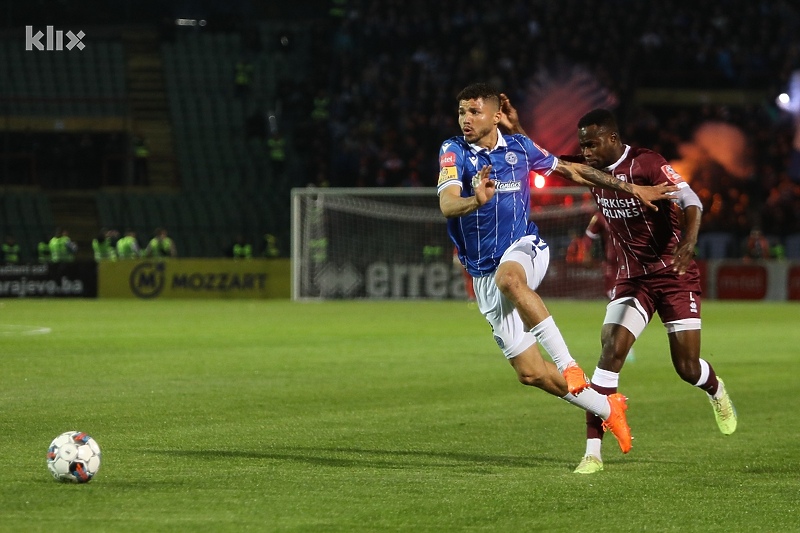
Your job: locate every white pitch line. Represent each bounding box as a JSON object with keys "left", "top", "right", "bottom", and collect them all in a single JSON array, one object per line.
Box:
[{"left": 0, "top": 324, "right": 52, "bottom": 335}]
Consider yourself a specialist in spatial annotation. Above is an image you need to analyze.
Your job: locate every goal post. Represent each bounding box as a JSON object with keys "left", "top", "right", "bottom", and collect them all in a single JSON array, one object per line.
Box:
[{"left": 291, "top": 187, "right": 605, "bottom": 300}]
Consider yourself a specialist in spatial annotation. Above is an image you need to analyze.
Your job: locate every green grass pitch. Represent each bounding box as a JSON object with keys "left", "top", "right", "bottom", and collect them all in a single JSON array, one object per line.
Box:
[{"left": 1, "top": 298, "right": 797, "bottom": 532}]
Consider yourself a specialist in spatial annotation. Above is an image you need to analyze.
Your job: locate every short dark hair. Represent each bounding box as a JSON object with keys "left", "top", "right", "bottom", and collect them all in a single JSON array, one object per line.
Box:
[
  {"left": 457, "top": 83, "right": 501, "bottom": 108},
  {"left": 578, "top": 109, "right": 619, "bottom": 132}
]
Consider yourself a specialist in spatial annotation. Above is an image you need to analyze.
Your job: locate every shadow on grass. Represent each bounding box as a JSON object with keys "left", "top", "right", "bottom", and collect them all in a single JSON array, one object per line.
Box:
[{"left": 144, "top": 446, "right": 570, "bottom": 470}]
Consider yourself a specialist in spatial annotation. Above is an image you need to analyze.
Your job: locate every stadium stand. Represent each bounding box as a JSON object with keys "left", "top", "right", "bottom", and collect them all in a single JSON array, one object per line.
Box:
[
  {"left": 1, "top": 1, "right": 798, "bottom": 260},
  {"left": 0, "top": 39, "right": 126, "bottom": 117},
  {"left": 0, "top": 17, "right": 321, "bottom": 257},
  {"left": 0, "top": 191, "right": 56, "bottom": 261}
]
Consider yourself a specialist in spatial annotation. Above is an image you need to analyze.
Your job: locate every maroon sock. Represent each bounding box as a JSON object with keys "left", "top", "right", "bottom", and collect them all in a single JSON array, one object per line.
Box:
[
  {"left": 698, "top": 363, "right": 719, "bottom": 396},
  {"left": 586, "top": 384, "right": 617, "bottom": 440}
]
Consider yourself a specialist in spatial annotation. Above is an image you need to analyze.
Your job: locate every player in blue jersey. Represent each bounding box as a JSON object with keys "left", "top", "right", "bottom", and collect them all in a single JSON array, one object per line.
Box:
[{"left": 437, "top": 83, "right": 677, "bottom": 455}]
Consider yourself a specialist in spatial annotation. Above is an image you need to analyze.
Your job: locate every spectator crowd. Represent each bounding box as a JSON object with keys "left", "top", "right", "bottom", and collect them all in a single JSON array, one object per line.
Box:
[{"left": 312, "top": 0, "right": 800, "bottom": 247}]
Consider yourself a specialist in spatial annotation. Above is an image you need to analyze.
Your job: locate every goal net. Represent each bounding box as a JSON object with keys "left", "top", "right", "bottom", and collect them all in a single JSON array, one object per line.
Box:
[{"left": 291, "top": 187, "right": 605, "bottom": 300}]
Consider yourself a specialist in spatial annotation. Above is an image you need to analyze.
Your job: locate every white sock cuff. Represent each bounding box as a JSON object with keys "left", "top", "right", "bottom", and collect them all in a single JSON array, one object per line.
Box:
[
  {"left": 694, "top": 358, "right": 710, "bottom": 387},
  {"left": 585, "top": 438, "right": 602, "bottom": 460},
  {"left": 530, "top": 315, "right": 555, "bottom": 335},
  {"left": 530, "top": 316, "right": 574, "bottom": 373},
  {"left": 591, "top": 367, "right": 620, "bottom": 388}
]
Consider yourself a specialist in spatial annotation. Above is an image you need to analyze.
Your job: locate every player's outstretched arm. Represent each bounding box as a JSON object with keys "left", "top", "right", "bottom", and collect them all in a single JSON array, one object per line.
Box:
[
  {"left": 439, "top": 165, "right": 495, "bottom": 218},
  {"left": 498, "top": 93, "right": 675, "bottom": 210},
  {"left": 554, "top": 159, "right": 677, "bottom": 211}
]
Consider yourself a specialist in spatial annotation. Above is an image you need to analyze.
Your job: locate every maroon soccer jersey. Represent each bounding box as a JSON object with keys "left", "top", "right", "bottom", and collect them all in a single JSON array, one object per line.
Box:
[{"left": 590, "top": 145, "right": 689, "bottom": 279}]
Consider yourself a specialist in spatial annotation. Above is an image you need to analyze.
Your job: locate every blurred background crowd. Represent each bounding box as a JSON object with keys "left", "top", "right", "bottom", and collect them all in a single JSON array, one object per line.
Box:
[
  {"left": 321, "top": 0, "right": 800, "bottom": 246},
  {"left": 1, "top": 0, "right": 799, "bottom": 261}
]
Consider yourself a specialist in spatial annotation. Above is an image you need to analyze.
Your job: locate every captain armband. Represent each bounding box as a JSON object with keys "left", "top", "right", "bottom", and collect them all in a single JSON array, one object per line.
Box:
[{"left": 671, "top": 183, "right": 703, "bottom": 212}]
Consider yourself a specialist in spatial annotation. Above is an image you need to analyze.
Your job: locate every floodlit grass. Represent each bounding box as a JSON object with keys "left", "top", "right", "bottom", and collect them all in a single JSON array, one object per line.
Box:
[{"left": 0, "top": 298, "right": 797, "bottom": 532}]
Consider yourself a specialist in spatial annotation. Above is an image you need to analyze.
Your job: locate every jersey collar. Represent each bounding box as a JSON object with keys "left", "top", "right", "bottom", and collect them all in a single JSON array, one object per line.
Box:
[
  {"left": 467, "top": 129, "right": 507, "bottom": 153},
  {"left": 606, "top": 144, "right": 631, "bottom": 172}
]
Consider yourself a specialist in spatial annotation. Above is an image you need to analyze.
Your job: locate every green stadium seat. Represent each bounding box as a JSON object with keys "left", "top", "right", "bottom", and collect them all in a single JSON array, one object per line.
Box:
[
  {"left": 200, "top": 234, "right": 221, "bottom": 257},
  {"left": 156, "top": 195, "right": 180, "bottom": 231},
  {"left": 35, "top": 195, "right": 55, "bottom": 230},
  {"left": 16, "top": 194, "right": 42, "bottom": 229},
  {"left": 190, "top": 194, "right": 213, "bottom": 231},
  {"left": 96, "top": 192, "right": 116, "bottom": 228},
  {"left": 123, "top": 195, "right": 149, "bottom": 232},
  {"left": 142, "top": 196, "right": 164, "bottom": 230},
  {"left": 174, "top": 197, "right": 197, "bottom": 232},
  {"left": 2, "top": 194, "right": 23, "bottom": 230},
  {"left": 204, "top": 195, "right": 228, "bottom": 232}
]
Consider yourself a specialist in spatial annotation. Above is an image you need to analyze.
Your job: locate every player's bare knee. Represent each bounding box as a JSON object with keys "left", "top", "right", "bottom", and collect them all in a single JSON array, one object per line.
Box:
[
  {"left": 495, "top": 269, "right": 524, "bottom": 298},
  {"left": 674, "top": 360, "right": 700, "bottom": 384},
  {"left": 516, "top": 368, "right": 547, "bottom": 387}
]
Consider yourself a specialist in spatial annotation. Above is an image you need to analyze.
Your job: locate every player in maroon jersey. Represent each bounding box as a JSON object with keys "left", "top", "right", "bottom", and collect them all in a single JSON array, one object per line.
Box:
[
  {"left": 500, "top": 98, "right": 737, "bottom": 472},
  {"left": 570, "top": 109, "right": 737, "bottom": 474}
]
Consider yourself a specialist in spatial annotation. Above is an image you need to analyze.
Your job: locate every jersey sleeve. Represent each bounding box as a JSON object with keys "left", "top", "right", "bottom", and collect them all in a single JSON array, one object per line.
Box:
[
  {"left": 646, "top": 152, "right": 702, "bottom": 210},
  {"left": 436, "top": 140, "right": 464, "bottom": 195},
  {"left": 641, "top": 151, "right": 680, "bottom": 186},
  {"left": 518, "top": 135, "right": 558, "bottom": 175}
]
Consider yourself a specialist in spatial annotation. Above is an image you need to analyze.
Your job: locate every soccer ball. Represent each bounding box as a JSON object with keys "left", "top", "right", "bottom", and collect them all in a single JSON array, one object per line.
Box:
[{"left": 46, "top": 431, "right": 101, "bottom": 483}]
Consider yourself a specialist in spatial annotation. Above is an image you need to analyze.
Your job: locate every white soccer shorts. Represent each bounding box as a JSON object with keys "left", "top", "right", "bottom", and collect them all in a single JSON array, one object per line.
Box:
[{"left": 473, "top": 235, "right": 549, "bottom": 359}]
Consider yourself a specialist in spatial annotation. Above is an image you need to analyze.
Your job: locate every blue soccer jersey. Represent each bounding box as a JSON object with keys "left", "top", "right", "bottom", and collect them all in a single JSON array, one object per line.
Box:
[{"left": 437, "top": 131, "right": 558, "bottom": 276}]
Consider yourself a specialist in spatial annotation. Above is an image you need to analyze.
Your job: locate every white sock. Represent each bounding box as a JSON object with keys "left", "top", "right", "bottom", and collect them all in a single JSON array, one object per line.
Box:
[
  {"left": 562, "top": 389, "right": 611, "bottom": 419},
  {"left": 694, "top": 359, "right": 710, "bottom": 388},
  {"left": 530, "top": 316, "right": 575, "bottom": 373},
  {"left": 710, "top": 378, "right": 725, "bottom": 400},
  {"left": 591, "top": 367, "right": 620, "bottom": 388},
  {"left": 585, "top": 438, "right": 602, "bottom": 460}
]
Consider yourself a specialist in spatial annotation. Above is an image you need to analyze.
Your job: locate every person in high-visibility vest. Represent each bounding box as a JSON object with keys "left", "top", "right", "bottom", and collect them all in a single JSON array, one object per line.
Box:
[
  {"left": 116, "top": 229, "right": 141, "bottom": 260},
  {"left": 144, "top": 228, "right": 177, "bottom": 258},
  {"left": 1, "top": 235, "right": 21, "bottom": 264},
  {"left": 234, "top": 59, "right": 254, "bottom": 98},
  {"left": 231, "top": 235, "right": 253, "bottom": 260},
  {"left": 311, "top": 89, "right": 329, "bottom": 122},
  {"left": 133, "top": 134, "right": 150, "bottom": 186},
  {"left": 264, "top": 233, "right": 280, "bottom": 258},
  {"left": 37, "top": 235, "right": 52, "bottom": 263},
  {"left": 267, "top": 132, "right": 286, "bottom": 177},
  {"left": 49, "top": 228, "right": 77, "bottom": 263},
  {"left": 92, "top": 229, "right": 118, "bottom": 262}
]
